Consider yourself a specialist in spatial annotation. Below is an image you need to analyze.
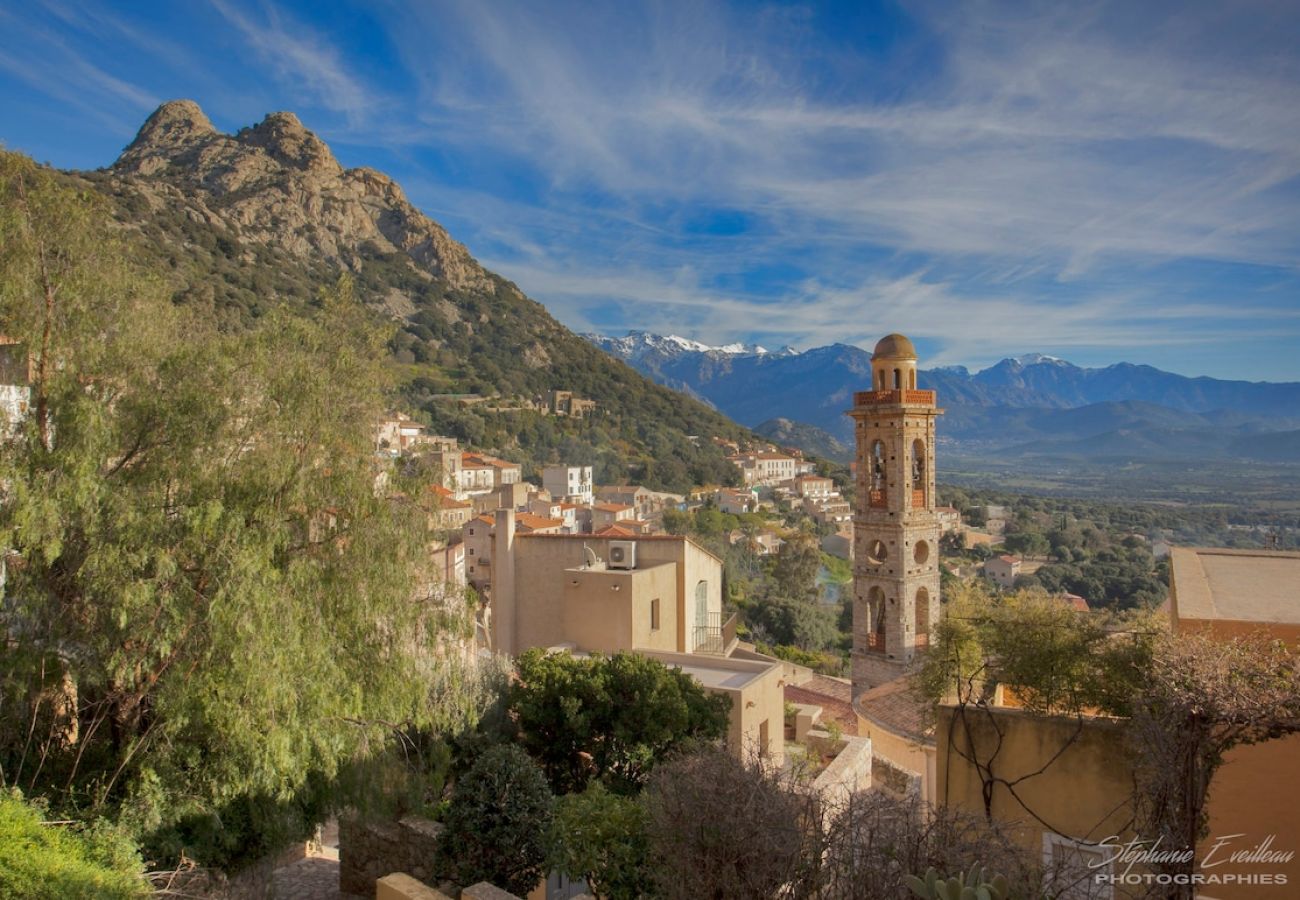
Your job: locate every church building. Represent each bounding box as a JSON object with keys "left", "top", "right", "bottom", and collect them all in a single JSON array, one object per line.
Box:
[{"left": 848, "top": 333, "right": 943, "bottom": 694}]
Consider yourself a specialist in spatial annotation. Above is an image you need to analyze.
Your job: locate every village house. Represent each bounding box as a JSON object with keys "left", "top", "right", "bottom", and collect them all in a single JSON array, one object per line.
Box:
[
  {"left": 473, "top": 515, "right": 787, "bottom": 766},
  {"left": 984, "top": 554, "right": 1022, "bottom": 588},
  {"left": 528, "top": 498, "right": 578, "bottom": 533},
  {"left": 595, "top": 485, "right": 685, "bottom": 520},
  {"left": 715, "top": 488, "right": 757, "bottom": 515},
  {"left": 542, "top": 389, "right": 597, "bottom": 418},
  {"left": 934, "top": 505, "right": 961, "bottom": 534},
  {"left": 590, "top": 502, "right": 635, "bottom": 532},
  {"left": 729, "top": 529, "right": 784, "bottom": 556},
  {"left": 802, "top": 495, "right": 852, "bottom": 526},
  {"left": 542, "top": 464, "right": 593, "bottom": 505},
  {"left": 472, "top": 481, "right": 537, "bottom": 516},
  {"left": 728, "top": 451, "right": 798, "bottom": 486},
  {"left": 426, "top": 484, "right": 472, "bottom": 529},
  {"left": 792, "top": 474, "right": 835, "bottom": 498}
]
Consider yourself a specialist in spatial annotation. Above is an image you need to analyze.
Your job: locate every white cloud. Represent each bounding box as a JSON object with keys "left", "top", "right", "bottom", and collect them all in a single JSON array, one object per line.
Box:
[{"left": 207, "top": 0, "right": 374, "bottom": 123}]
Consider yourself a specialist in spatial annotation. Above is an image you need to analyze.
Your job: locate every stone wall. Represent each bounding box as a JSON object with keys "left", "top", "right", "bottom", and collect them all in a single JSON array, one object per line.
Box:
[
  {"left": 809, "top": 733, "right": 873, "bottom": 808},
  {"left": 871, "top": 754, "right": 920, "bottom": 799},
  {"left": 340, "top": 816, "right": 445, "bottom": 898}
]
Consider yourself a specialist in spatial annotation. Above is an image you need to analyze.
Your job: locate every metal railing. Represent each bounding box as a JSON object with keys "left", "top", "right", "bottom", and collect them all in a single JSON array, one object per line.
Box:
[
  {"left": 853, "top": 389, "right": 936, "bottom": 407},
  {"left": 693, "top": 611, "right": 738, "bottom": 655}
]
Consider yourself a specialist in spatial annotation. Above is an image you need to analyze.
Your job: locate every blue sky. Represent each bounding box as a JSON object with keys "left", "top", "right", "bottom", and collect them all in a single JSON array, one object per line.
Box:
[{"left": 2, "top": 1, "right": 1299, "bottom": 380}]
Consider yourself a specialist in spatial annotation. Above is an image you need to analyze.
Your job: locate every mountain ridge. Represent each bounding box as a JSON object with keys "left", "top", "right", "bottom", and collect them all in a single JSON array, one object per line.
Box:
[
  {"left": 47, "top": 100, "right": 754, "bottom": 491},
  {"left": 586, "top": 330, "right": 1300, "bottom": 462}
]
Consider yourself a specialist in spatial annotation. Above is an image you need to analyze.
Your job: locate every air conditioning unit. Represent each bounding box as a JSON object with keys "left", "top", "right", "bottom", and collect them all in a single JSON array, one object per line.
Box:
[{"left": 608, "top": 540, "right": 637, "bottom": 570}]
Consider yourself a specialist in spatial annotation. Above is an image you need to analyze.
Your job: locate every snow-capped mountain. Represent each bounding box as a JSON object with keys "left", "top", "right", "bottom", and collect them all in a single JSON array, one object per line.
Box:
[
  {"left": 584, "top": 330, "right": 796, "bottom": 361},
  {"left": 584, "top": 331, "right": 1300, "bottom": 463}
]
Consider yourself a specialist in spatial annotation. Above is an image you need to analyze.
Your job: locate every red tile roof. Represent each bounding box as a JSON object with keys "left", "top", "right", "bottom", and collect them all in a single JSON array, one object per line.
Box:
[
  {"left": 785, "top": 674, "right": 858, "bottom": 735},
  {"left": 854, "top": 675, "right": 933, "bottom": 744},
  {"left": 593, "top": 525, "right": 635, "bottom": 537},
  {"left": 515, "top": 513, "right": 564, "bottom": 531}
]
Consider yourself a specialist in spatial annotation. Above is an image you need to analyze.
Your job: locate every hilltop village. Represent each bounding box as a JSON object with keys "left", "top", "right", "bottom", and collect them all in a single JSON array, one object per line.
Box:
[
  {"left": 338, "top": 335, "right": 1300, "bottom": 899},
  {"left": 2, "top": 98, "right": 1297, "bottom": 900}
]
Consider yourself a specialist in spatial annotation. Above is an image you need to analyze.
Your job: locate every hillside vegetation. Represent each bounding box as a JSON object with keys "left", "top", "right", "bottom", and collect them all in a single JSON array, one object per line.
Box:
[{"left": 69, "top": 100, "right": 748, "bottom": 492}]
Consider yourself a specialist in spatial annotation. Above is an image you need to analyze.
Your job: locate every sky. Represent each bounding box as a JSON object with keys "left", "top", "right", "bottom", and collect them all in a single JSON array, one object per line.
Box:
[{"left": 1, "top": 0, "right": 1299, "bottom": 380}]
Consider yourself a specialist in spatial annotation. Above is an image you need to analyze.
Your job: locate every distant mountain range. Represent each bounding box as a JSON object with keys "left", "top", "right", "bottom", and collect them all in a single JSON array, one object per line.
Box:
[{"left": 586, "top": 333, "right": 1300, "bottom": 464}]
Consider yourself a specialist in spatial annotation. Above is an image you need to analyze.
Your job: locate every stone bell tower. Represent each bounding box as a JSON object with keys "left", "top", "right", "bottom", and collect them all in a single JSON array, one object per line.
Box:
[{"left": 848, "top": 334, "right": 943, "bottom": 694}]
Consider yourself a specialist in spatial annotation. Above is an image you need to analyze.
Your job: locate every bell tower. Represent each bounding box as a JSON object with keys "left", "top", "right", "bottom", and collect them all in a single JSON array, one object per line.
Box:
[{"left": 848, "top": 333, "right": 943, "bottom": 693}]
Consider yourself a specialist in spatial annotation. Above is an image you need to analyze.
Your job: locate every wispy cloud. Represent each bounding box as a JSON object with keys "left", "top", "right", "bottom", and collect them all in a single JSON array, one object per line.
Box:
[
  {"left": 359, "top": 0, "right": 1299, "bottom": 376},
  {"left": 2, "top": 0, "right": 1297, "bottom": 377},
  {"left": 207, "top": 0, "right": 374, "bottom": 123}
]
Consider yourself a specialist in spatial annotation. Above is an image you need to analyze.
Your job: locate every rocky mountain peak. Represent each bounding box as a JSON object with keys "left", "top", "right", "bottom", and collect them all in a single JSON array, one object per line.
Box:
[
  {"left": 105, "top": 101, "right": 489, "bottom": 291},
  {"left": 237, "top": 110, "right": 340, "bottom": 175},
  {"left": 117, "top": 99, "right": 216, "bottom": 166}
]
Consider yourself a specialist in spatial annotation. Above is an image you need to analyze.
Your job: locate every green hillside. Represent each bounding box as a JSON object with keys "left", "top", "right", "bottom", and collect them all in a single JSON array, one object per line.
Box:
[{"left": 49, "top": 101, "right": 749, "bottom": 492}]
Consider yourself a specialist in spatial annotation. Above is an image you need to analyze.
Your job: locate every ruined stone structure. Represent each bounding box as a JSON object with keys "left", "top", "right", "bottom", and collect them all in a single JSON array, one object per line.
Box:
[{"left": 848, "top": 334, "right": 943, "bottom": 694}]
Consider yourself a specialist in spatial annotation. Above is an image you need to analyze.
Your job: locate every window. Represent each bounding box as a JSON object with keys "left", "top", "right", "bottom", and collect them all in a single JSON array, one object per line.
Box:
[
  {"left": 695, "top": 580, "right": 708, "bottom": 629},
  {"left": 650, "top": 598, "right": 660, "bottom": 631},
  {"left": 758, "top": 719, "right": 770, "bottom": 758}
]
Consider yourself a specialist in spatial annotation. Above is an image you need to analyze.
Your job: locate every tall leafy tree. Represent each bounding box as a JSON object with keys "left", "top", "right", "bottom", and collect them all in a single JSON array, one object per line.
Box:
[
  {"left": 507, "top": 650, "right": 731, "bottom": 795},
  {"left": 0, "top": 153, "right": 478, "bottom": 857}
]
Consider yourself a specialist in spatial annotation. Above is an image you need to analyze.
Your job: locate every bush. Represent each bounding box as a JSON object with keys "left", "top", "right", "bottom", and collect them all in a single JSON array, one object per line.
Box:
[
  {"left": 0, "top": 790, "right": 147, "bottom": 900},
  {"left": 551, "top": 782, "right": 651, "bottom": 900},
  {"left": 437, "top": 745, "right": 554, "bottom": 895},
  {"left": 508, "top": 650, "right": 731, "bottom": 795}
]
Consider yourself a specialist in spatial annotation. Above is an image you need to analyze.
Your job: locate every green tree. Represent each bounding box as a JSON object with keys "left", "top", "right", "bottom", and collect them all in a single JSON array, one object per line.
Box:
[
  {"left": 550, "top": 782, "right": 651, "bottom": 900},
  {"left": 748, "top": 595, "right": 839, "bottom": 651},
  {"left": 507, "top": 650, "right": 731, "bottom": 795},
  {"left": 768, "top": 531, "right": 822, "bottom": 604},
  {"left": 0, "top": 155, "right": 479, "bottom": 865},
  {"left": 1003, "top": 530, "right": 1050, "bottom": 559},
  {"left": 437, "top": 745, "right": 554, "bottom": 896}
]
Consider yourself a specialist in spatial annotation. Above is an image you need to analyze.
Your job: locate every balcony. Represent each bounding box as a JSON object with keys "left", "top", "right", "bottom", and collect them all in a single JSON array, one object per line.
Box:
[
  {"left": 865, "top": 631, "right": 886, "bottom": 652},
  {"left": 868, "top": 489, "right": 887, "bottom": 508},
  {"left": 852, "top": 389, "right": 936, "bottom": 407},
  {"left": 912, "top": 489, "right": 926, "bottom": 508},
  {"left": 693, "top": 611, "right": 738, "bottom": 655}
]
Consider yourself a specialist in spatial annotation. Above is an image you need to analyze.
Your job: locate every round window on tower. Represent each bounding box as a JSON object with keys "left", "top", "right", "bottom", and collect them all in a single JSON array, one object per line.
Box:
[
  {"left": 914, "top": 540, "right": 930, "bottom": 565},
  {"left": 867, "top": 540, "right": 888, "bottom": 565}
]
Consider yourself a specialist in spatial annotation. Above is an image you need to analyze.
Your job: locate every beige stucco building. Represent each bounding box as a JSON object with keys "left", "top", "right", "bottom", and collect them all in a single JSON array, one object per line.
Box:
[
  {"left": 1168, "top": 547, "right": 1300, "bottom": 898},
  {"left": 478, "top": 510, "right": 786, "bottom": 765}
]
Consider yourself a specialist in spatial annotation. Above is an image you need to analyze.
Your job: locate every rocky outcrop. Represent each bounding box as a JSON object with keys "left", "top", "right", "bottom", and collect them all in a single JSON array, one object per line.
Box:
[{"left": 111, "top": 100, "right": 489, "bottom": 291}]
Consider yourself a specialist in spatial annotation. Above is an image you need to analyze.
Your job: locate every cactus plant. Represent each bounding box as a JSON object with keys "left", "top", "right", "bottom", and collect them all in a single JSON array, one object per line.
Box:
[{"left": 905, "top": 864, "right": 1012, "bottom": 900}]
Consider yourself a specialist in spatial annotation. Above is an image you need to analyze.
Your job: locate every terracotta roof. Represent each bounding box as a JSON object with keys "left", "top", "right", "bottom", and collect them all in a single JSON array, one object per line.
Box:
[
  {"left": 1060, "top": 593, "right": 1090, "bottom": 612},
  {"left": 515, "top": 513, "right": 564, "bottom": 531},
  {"left": 786, "top": 681, "right": 858, "bottom": 736},
  {"left": 593, "top": 502, "right": 632, "bottom": 513},
  {"left": 470, "top": 514, "right": 495, "bottom": 527},
  {"left": 854, "top": 676, "right": 933, "bottom": 745},
  {"left": 462, "top": 452, "right": 520, "bottom": 470},
  {"left": 996, "top": 555, "right": 1021, "bottom": 564},
  {"left": 593, "top": 525, "right": 635, "bottom": 537}
]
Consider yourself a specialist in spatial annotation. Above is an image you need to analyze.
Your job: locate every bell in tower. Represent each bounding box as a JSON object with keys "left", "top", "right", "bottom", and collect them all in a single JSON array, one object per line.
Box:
[{"left": 847, "top": 334, "right": 943, "bottom": 695}]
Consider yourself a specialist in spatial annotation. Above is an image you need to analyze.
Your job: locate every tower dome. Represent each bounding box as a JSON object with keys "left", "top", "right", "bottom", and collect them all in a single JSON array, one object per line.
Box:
[{"left": 872, "top": 333, "right": 917, "bottom": 361}]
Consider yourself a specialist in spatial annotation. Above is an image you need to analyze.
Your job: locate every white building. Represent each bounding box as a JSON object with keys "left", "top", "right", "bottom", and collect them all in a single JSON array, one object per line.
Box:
[{"left": 542, "top": 464, "right": 593, "bottom": 505}]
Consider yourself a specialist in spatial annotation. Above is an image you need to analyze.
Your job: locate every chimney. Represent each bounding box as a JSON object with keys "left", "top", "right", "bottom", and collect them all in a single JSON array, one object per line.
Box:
[{"left": 492, "top": 507, "right": 517, "bottom": 654}]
